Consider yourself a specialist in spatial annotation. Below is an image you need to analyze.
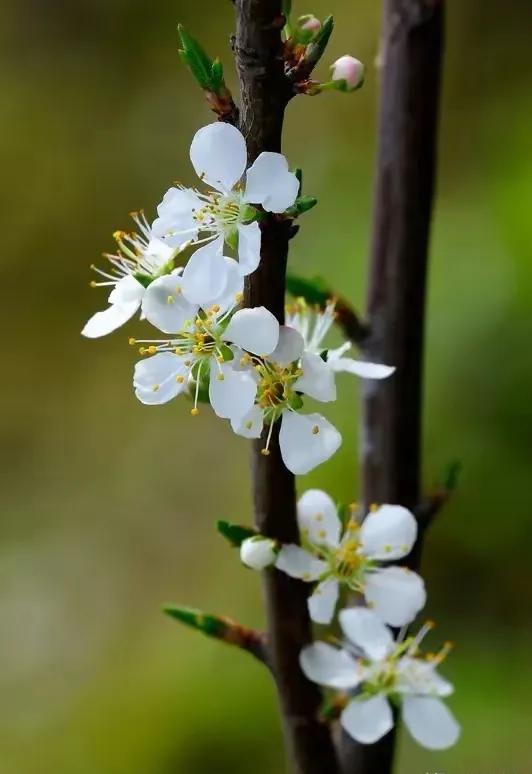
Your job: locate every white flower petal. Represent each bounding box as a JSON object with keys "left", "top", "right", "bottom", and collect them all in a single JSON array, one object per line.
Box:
[
  {"left": 297, "top": 489, "right": 341, "bottom": 548},
  {"left": 209, "top": 361, "right": 257, "bottom": 421},
  {"left": 230, "top": 405, "right": 264, "bottom": 438},
  {"left": 237, "top": 222, "right": 261, "bottom": 276},
  {"left": 364, "top": 567, "right": 426, "bottom": 627},
  {"left": 180, "top": 238, "right": 229, "bottom": 305},
  {"left": 244, "top": 152, "right": 299, "bottom": 213},
  {"left": 396, "top": 658, "right": 454, "bottom": 698},
  {"left": 279, "top": 412, "right": 341, "bottom": 475},
  {"left": 141, "top": 273, "right": 198, "bottom": 333},
  {"left": 133, "top": 352, "right": 188, "bottom": 405},
  {"left": 294, "top": 352, "right": 337, "bottom": 402},
  {"left": 308, "top": 579, "right": 340, "bottom": 624},
  {"left": 240, "top": 537, "right": 276, "bottom": 570},
  {"left": 82, "top": 301, "right": 140, "bottom": 338},
  {"left": 338, "top": 607, "right": 394, "bottom": 660},
  {"left": 275, "top": 545, "right": 328, "bottom": 581},
  {"left": 269, "top": 326, "right": 305, "bottom": 366},
  {"left": 222, "top": 306, "right": 279, "bottom": 355},
  {"left": 402, "top": 696, "right": 460, "bottom": 750},
  {"left": 341, "top": 695, "right": 394, "bottom": 745},
  {"left": 359, "top": 505, "right": 418, "bottom": 561},
  {"left": 108, "top": 275, "right": 145, "bottom": 306},
  {"left": 327, "top": 356, "right": 395, "bottom": 380},
  {"left": 152, "top": 187, "right": 201, "bottom": 246},
  {"left": 300, "top": 643, "right": 361, "bottom": 690},
  {"left": 190, "top": 123, "right": 247, "bottom": 192},
  {"left": 209, "top": 257, "right": 244, "bottom": 313}
]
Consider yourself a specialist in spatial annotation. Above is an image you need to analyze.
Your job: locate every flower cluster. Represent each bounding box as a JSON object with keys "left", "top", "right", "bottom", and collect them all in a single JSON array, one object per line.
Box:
[
  {"left": 239, "top": 487, "right": 460, "bottom": 750},
  {"left": 82, "top": 122, "right": 394, "bottom": 474}
]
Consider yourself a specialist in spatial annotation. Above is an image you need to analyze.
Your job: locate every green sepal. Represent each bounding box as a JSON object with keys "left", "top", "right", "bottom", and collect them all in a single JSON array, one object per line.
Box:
[
  {"left": 301, "top": 15, "right": 334, "bottom": 74},
  {"left": 286, "top": 273, "right": 330, "bottom": 306},
  {"left": 287, "top": 393, "right": 304, "bottom": 411},
  {"left": 294, "top": 167, "right": 303, "bottom": 194},
  {"left": 163, "top": 605, "right": 226, "bottom": 638},
  {"left": 178, "top": 25, "right": 216, "bottom": 91},
  {"left": 133, "top": 272, "right": 153, "bottom": 289},
  {"left": 336, "top": 503, "right": 350, "bottom": 528},
  {"left": 286, "top": 195, "right": 318, "bottom": 217},
  {"left": 225, "top": 228, "right": 238, "bottom": 251},
  {"left": 217, "top": 519, "right": 257, "bottom": 547}
]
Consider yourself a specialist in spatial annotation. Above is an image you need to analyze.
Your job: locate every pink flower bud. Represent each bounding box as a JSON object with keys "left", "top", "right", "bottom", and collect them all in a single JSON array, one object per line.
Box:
[
  {"left": 331, "top": 55, "right": 365, "bottom": 91},
  {"left": 299, "top": 15, "right": 322, "bottom": 35}
]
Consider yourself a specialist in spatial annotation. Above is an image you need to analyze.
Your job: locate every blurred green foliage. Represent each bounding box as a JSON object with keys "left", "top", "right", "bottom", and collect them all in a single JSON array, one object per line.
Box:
[{"left": 1, "top": 1, "right": 532, "bottom": 771}]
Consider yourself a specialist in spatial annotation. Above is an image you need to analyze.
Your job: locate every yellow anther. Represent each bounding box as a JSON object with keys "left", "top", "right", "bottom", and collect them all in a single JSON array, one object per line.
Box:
[
  {"left": 315, "top": 513, "right": 323, "bottom": 522},
  {"left": 166, "top": 295, "right": 175, "bottom": 305},
  {"left": 211, "top": 304, "right": 220, "bottom": 313},
  {"left": 184, "top": 360, "right": 192, "bottom": 367},
  {"left": 151, "top": 384, "right": 160, "bottom": 392},
  {"left": 348, "top": 502, "right": 358, "bottom": 512},
  {"left": 370, "top": 503, "right": 379, "bottom": 512},
  {"left": 174, "top": 348, "right": 183, "bottom": 355},
  {"left": 216, "top": 373, "right": 225, "bottom": 381},
  {"left": 383, "top": 544, "right": 392, "bottom": 553},
  {"left": 318, "top": 529, "right": 326, "bottom": 539},
  {"left": 425, "top": 620, "right": 436, "bottom": 630},
  {"left": 235, "top": 291, "right": 244, "bottom": 303},
  {"left": 113, "top": 230, "right": 126, "bottom": 241},
  {"left": 347, "top": 519, "right": 359, "bottom": 531},
  {"left": 261, "top": 448, "right": 270, "bottom": 456},
  {"left": 128, "top": 337, "right": 136, "bottom": 346},
  {"left": 191, "top": 408, "right": 200, "bottom": 416},
  {"left": 176, "top": 376, "right": 185, "bottom": 384},
  {"left": 245, "top": 421, "right": 253, "bottom": 430},
  {"left": 90, "top": 280, "right": 98, "bottom": 288},
  {"left": 174, "top": 286, "right": 182, "bottom": 294},
  {"left": 139, "top": 347, "right": 147, "bottom": 355},
  {"left": 312, "top": 425, "right": 320, "bottom": 435},
  {"left": 147, "top": 346, "right": 157, "bottom": 355}
]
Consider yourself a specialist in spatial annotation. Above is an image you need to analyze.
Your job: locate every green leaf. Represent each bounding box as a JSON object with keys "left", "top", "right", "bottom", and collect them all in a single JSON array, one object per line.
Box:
[
  {"left": 217, "top": 520, "right": 257, "bottom": 547},
  {"left": 178, "top": 24, "right": 215, "bottom": 90},
  {"left": 286, "top": 273, "right": 330, "bottom": 306},
  {"left": 163, "top": 605, "right": 226, "bottom": 638},
  {"left": 286, "top": 195, "right": 318, "bottom": 217}
]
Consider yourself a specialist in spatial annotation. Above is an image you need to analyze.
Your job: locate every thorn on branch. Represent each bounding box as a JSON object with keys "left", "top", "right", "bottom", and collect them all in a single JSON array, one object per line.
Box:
[
  {"left": 416, "top": 461, "right": 462, "bottom": 530},
  {"left": 164, "top": 605, "right": 270, "bottom": 667}
]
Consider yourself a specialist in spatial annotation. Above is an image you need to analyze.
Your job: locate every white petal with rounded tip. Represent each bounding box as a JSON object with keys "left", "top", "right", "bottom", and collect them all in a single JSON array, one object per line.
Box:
[
  {"left": 269, "top": 326, "right": 305, "bottom": 366},
  {"left": 341, "top": 696, "right": 394, "bottom": 745},
  {"left": 133, "top": 352, "right": 188, "bottom": 405},
  {"left": 327, "top": 356, "right": 396, "bottom": 380},
  {"left": 402, "top": 696, "right": 460, "bottom": 750},
  {"left": 275, "top": 545, "right": 328, "bottom": 581},
  {"left": 141, "top": 273, "right": 198, "bottom": 334},
  {"left": 338, "top": 607, "right": 394, "bottom": 660},
  {"left": 207, "top": 257, "right": 243, "bottom": 313},
  {"left": 180, "top": 238, "right": 229, "bottom": 305},
  {"left": 152, "top": 187, "right": 201, "bottom": 245},
  {"left": 297, "top": 489, "right": 341, "bottom": 548},
  {"left": 359, "top": 504, "right": 418, "bottom": 561},
  {"left": 190, "top": 123, "right": 247, "bottom": 192},
  {"left": 396, "top": 658, "right": 454, "bottom": 698},
  {"left": 82, "top": 301, "right": 140, "bottom": 338},
  {"left": 209, "top": 361, "right": 257, "bottom": 421},
  {"left": 300, "top": 643, "right": 361, "bottom": 690},
  {"left": 237, "top": 222, "right": 261, "bottom": 276},
  {"left": 308, "top": 579, "right": 339, "bottom": 624},
  {"left": 244, "top": 152, "right": 299, "bottom": 213},
  {"left": 108, "top": 275, "right": 145, "bottom": 306},
  {"left": 230, "top": 405, "right": 264, "bottom": 438},
  {"left": 222, "top": 306, "right": 279, "bottom": 355},
  {"left": 279, "top": 412, "right": 342, "bottom": 475},
  {"left": 364, "top": 567, "right": 426, "bottom": 627},
  {"left": 294, "top": 352, "right": 337, "bottom": 402}
]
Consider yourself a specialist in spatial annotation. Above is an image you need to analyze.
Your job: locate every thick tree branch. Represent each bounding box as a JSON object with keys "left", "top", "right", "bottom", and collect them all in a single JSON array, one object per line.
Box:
[
  {"left": 234, "top": 2, "right": 339, "bottom": 773},
  {"left": 340, "top": 1, "right": 445, "bottom": 772}
]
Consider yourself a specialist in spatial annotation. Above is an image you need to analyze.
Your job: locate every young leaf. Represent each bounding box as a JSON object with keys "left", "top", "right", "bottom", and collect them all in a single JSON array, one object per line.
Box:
[
  {"left": 217, "top": 519, "right": 257, "bottom": 547},
  {"left": 178, "top": 24, "right": 215, "bottom": 90}
]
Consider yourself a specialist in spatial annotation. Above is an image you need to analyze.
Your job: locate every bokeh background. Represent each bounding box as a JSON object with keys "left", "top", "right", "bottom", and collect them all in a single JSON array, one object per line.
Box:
[{"left": 2, "top": 1, "right": 532, "bottom": 772}]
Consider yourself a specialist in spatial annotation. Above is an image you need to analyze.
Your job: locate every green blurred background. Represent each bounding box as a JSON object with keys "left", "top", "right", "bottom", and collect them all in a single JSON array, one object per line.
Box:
[{"left": 1, "top": 1, "right": 531, "bottom": 772}]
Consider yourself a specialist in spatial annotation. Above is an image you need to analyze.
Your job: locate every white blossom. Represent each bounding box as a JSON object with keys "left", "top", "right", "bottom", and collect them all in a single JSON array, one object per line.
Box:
[
  {"left": 152, "top": 122, "right": 299, "bottom": 280},
  {"left": 240, "top": 536, "right": 277, "bottom": 570},
  {"left": 275, "top": 490, "right": 426, "bottom": 625},
  {"left": 286, "top": 298, "right": 395, "bottom": 384},
  {"left": 300, "top": 608, "right": 460, "bottom": 750}
]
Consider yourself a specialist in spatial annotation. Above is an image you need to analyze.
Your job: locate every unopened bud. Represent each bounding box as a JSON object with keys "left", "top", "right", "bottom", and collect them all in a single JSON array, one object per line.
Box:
[
  {"left": 331, "top": 55, "right": 365, "bottom": 91},
  {"left": 299, "top": 14, "right": 321, "bottom": 35},
  {"left": 240, "top": 536, "right": 276, "bottom": 570}
]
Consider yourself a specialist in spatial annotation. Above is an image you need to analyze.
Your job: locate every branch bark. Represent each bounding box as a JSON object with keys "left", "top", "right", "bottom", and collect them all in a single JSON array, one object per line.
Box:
[
  {"left": 233, "top": 2, "right": 339, "bottom": 773},
  {"left": 340, "top": 1, "right": 445, "bottom": 772}
]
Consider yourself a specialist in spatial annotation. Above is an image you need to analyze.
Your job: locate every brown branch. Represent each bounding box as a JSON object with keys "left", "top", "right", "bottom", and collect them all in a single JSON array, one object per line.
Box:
[
  {"left": 234, "top": 2, "right": 339, "bottom": 773},
  {"left": 340, "top": 1, "right": 446, "bottom": 773}
]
